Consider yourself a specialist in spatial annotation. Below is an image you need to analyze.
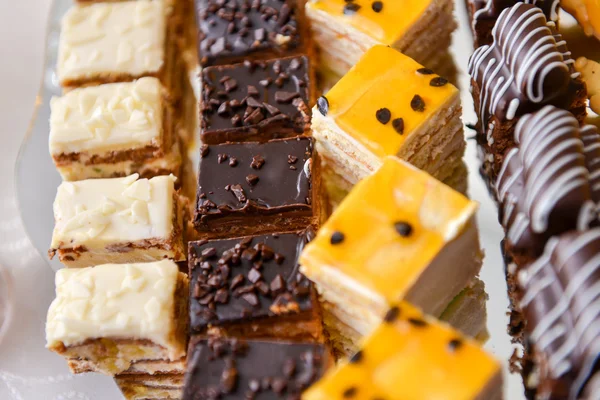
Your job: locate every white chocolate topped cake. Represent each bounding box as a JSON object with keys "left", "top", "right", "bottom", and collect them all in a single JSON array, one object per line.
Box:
[
  {"left": 49, "top": 77, "right": 181, "bottom": 180},
  {"left": 45, "top": 260, "right": 189, "bottom": 376},
  {"left": 49, "top": 174, "right": 186, "bottom": 267},
  {"left": 304, "top": 301, "right": 503, "bottom": 400},
  {"left": 57, "top": 0, "right": 180, "bottom": 94},
  {"left": 313, "top": 45, "right": 465, "bottom": 204},
  {"left": 306, "top": 0, "right": 457, "bottom": 82},
  {"left": 300, "top": 157, "right": 484, "bottom": 354}
]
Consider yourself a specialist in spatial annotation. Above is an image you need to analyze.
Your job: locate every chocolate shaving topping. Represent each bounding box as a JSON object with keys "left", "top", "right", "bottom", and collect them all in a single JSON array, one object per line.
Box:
[
  {"left": 317, "top": 96, "right": 329, "bottom": 116},
  {"left": 410, "top": 95, "right": 426, "bottom": 112},
  {"left": 376, "top": 108, "right": 392, "bottom": 125},
  {"left": 417, "top": 67, "right": 434, "bottom": 75},
  {"left": 246, "top": 174, "right": 260, "bottom": 186},
  {"left": 349, "top": 350, "right": 363, "bottom": 364},
  {"left": 343, "top": 387, "right": 358, "bottom": 398},
  {"left": 201, "top": 144, "right": 210, "bottom": 158},
  {"left": 275, "top": 91, "right": 300, "bottom": 103},
  {"left": 408, "top": 317, "right": 427, "bottom": 327},
  {"left": 430, "top": 77, "right": 449, "bottom": 87},
  {"left": 448, "top": 338, "right": 463, "bottom": 352},
  {"left": 392, "top": 118, "right": 404, "bottom": 134},
  {"left": 251, "top": 155, "right": 265, "bottom": 169},
  {"left": 230, "top": 184, "right": 247, "bottom": 202}
]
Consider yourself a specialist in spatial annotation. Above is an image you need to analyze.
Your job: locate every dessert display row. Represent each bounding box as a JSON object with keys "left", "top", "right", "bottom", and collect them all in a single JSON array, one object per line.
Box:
[{"left": 38, "top": 0, "right": 599, "bottom": 398}]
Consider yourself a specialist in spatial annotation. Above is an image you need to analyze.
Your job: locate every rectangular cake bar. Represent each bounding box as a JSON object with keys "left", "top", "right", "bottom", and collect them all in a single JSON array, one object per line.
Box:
[
  {"left": 57, "top": 0, "right": 181, "bottom": 97},
  {"left": 49, "top": 77, "right": 182, "bottom": 181},
  {"left": 200, "top": 56, "right": 313, "bottom": 144},
  {"left": 188, "top": 231, "right": 324, "bottom": 342},
  {"left": 49, "top": 174, "right": 186, "bottom": 267},
  {"left": 300, "top": 157, "right": 483, "bottom": 349},
  {"left": 313, "top": 45, "right": 466, "bottom": 204},
  {"left": 306, "top": 0, "right": 456, "bottom": 81},
  {"left": 182, "top": 337, "right": 331, "bottom": 399},
  {"left": 193, "top": 137, "right": 320, "bottom": 238},
  {"left": 45, "top": 260, "right": 189, "bottom": 376},
  {"left": 195, "top": 0, "right": 310, "bottom": 67},
  {"left": 304, "top": 301, "right": 503, "bottom": 400},
  {"left": 116, "top": 373, "right": 184, "bottom": 400}
]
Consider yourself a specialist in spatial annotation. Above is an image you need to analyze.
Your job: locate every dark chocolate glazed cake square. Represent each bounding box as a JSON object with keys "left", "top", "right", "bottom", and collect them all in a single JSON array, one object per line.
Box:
[
  {"left": 188, "top": 231, "right": 317, "bottom": 335},
  {"left": 195, "top": 0, "right": 305, "bottom": 67},
  {"left": 194, "top": 137, "right": 318, "bottom": 238},
  {"left": 182, "top": 337, "right": 329, "bottom": 400},
  {"left": 200, "top": 56, "right": 312, "bottom": 144}
]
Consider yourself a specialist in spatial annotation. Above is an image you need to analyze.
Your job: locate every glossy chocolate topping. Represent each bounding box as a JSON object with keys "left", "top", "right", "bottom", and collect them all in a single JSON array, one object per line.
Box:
[
  {"left": 188, "top": 231, "right": 314, "bottom": 332},
  {"left": 195, "top": 0, "right": 301, "bottom": 66},
  {"left": 194, "top": 137, "right": 313, "bottom": 226},
  {"left": 201, "top": 56, "right": 310, "bottom": 143},
  {"left": 468, "top": 3, "right": 576, "bottom": 126},
  {"left": 182, "top": 337, "right": 328, "bottom": 399},
  {"left": 519, "top": 229, "right": 600, "bottom": 399},
  {"left": 496, "top": 106, "right": 600, "bottom": 256}
]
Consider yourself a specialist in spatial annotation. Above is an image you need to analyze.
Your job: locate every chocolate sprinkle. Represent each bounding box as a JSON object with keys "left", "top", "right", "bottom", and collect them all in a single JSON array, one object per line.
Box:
[
  {"left": 371, "top": 1, "right": 383, "bottom": 12},
  {"left": 343, "top": 387, "right": 358, "bottom": 398},
  {"left": 410, "top": 95, "right": 426, "bottom": 112},
  {"left": 394, "top": 222, "right": 413, "bottom": 237},
  {"left": 246, "top": 174, "right": 260, "bottom": 186},
  {"left": 430, "top": 77, "right": 449, "bottom": 87},
  {"left": 376, "top": 108, "right": 391, "bottom": 125},
  {"left": 392, "top": 118, "right": 404, "bottom": 134},
  {"left": 417, "top": 68, "right": 434, "bottom": 75},
  {"left": 330, "top": 231, "right": 345, "bottom": 245},
  {"left": 383, "top": 306, "right": 400, "bottom": 323},
  {"left": 317, "top": 96, "right": 329, "bottom": 116}
]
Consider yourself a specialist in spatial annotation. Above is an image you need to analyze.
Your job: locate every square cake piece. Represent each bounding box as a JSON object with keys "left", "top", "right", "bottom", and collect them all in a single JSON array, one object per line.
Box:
[
  {"left": 300, "top": 157, "right": 483, "bottom": 346},
  {"left": 195, "top": 0, "right": 309, "bottom": 67},
  {"left": 313, "top": 45, "right": 465, "bottom": 203},
  {"left": 200, "top": 56, "right": 312, "bottom": 144},
  {"left": 306, "top": 0, "right": 456, "bottom": 80},
  {"left": 45, "top": 260, "right": 189, "bottom": 376},
  {"left": 49, "top": 77, "right": 182, "bottom": 181},
  {"left": 188, "top": 231, "right": 324, "bottom": 342},
  {"left": 193, "top": 137, "right": 319, "bottom": 238},
  {"left": 49, "top": 174, "right": 186, "bottom": 267},
  {"left": 304, "top": 301, "right": 503, "bottom": 400},
  {"left": 182, "top": 337, "right": 331, "bottom": 399},
  {"left": 57, "top": 0, "right": 180, "bottom": 94}
]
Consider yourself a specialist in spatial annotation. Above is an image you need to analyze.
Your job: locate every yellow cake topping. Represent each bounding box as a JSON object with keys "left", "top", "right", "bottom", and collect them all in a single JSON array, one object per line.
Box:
[
  {"left": 300, "top": 156, "right": 477, "bottom": 304},
  {"left": 562, "top": 0, "right": 600, "bottom": 39},
  {"left": 304, "top": 301, "right": 501, "bottom": 400},
  {"left": 306, "top": 0, "right": 432, "bottom": 44},
  {"left": 316, "top": 45, "right": 458, "bottom": 159}
]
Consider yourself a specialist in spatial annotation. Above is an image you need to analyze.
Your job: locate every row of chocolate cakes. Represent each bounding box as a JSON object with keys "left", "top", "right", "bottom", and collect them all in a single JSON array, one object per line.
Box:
[{"left": 466, "top": 2, "right": 600, "bottom": 399}]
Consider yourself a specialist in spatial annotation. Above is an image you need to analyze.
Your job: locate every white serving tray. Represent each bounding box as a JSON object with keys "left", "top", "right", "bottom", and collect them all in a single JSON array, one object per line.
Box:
[{"left": 15, "top": 0, "right": 527, "bottom": 397}]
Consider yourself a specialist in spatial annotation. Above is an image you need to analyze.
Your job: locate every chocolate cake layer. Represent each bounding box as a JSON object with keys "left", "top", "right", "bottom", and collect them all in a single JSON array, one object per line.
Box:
[
  {"left": 201, "top": 56, "right": 312, "bottom": 144},
  {"left": 193, "top": 137, "right": 317, "bottom": 238},
  {"left": 188, "top": 231, "right": 321, "bottom": 340},
  {"left": 467, "top": 0, "right": 559, "bottom": 47},
  {"left": 519, "top": 229, "right": 600, "bottom": 399},
  {"left": 182, "top": 337, "right": 329, "bottom": 399},
  {"left": 195, "top": 0, "right": 305, "bottom": 67},
  {"left": 468, "top": 3, "right": 587, "bottom": 176}
]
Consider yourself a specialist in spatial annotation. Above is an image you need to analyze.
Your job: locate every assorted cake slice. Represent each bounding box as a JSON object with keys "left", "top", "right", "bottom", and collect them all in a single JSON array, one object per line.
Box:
[
  {"left": 188, "top": 231, "right": 325, "bottom": 342},
  {"left": 304, "top": 301, "right": 503, "bottom": 400},
  {"left": 193, "top": 137, "right": 319, "bottom": 238},
  {"left": 45, "top": 260, "right": 188, "bottom": 375},
  {"left": 57, "top": 0, "right": 181, "bottom": 97},
  {"left": 468, "top": 3, "right": 588, "bottom": 180},
  {"left": 49, "top": 174, "right": 186, "bottom": 267},
  {"left": 306, "top": 0, "right": 457, "bottom": 82},
  {"left": 313, "top": 45, "right": 466, "bottom": 204},
  {"left": 49, "top": 77, "right": 182, "bottom": 181},
  {"left": 300, "top": 157, "right": 484, "bottom": 353},
  {"left": 182, "top": 337, "right": 331, "bottom": 399},
  {"left": 200, "top": 56, "right": 313, "bottom": 144}
]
